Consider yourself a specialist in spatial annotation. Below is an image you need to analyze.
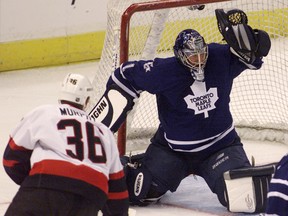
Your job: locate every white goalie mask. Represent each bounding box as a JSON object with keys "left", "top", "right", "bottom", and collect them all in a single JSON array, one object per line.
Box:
[
  {"left": 59, "top": 73, "right": 93, "bottom": 109},
  {"left": 174, "top": 29, "right": 208, "bottom": 82}
]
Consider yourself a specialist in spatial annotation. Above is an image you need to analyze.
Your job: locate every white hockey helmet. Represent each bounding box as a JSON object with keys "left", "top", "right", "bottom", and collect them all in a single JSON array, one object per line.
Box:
[{"left": 59, "top": 73, "right": 93, "bottom": 109}]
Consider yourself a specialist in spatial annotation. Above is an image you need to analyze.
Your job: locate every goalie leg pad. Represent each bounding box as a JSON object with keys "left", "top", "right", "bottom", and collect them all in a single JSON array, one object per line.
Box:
[{"left": 224, "top": 164, "right": 275, "bottom": 213}]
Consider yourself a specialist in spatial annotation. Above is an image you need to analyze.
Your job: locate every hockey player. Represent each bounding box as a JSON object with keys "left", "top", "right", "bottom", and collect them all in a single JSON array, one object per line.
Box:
[
  {"left": 2, "top": 74, "right": 129, "bottom": 216},
  {"left": 265, "top": 154, "right": 288, "bottom": 215},
  {"left": 89, "top": 9, "right": 274, "bottom": 213}
]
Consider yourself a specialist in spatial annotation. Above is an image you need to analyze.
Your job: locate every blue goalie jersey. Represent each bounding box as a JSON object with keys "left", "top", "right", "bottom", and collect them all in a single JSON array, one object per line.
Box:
[{"left": 109, "top": 43, "right": 263, "bottom": 153}]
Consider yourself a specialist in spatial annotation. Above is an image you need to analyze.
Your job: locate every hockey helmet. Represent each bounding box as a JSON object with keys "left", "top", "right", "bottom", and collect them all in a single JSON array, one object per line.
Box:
[
  {"left": 173, "top": 29, "right": 208, "bottom": 81},
  {"left": 59, "top": 73, "right": 93, "bottom": 109}
]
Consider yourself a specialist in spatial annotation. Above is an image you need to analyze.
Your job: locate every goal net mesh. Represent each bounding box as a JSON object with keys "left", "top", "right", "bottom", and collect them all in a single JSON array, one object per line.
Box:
[{"left": 88, "top": 0, "right": 288, "bottom": 153}]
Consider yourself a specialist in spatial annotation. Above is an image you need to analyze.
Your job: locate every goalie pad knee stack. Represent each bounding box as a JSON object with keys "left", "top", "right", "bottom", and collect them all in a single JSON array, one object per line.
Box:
[
  {"left": 223, "top": 164, "right": 275, "bottom": 213},
  {"left": 215, "top": 9, "right": 271, "bottom": 64}
]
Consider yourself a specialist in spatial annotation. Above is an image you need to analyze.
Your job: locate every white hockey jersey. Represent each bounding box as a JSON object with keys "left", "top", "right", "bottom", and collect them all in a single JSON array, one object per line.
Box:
[{"left": 3, "top": 103, "right": 128, "bottom": 211}]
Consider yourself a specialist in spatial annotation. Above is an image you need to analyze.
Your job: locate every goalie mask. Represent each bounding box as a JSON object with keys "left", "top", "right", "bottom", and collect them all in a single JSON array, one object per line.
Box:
[
  {"left": 59, "top": 73, "right": 93, "bottom": 110},
  {"left": 174, "top": 29, "right": 208, "bottom": 82}
]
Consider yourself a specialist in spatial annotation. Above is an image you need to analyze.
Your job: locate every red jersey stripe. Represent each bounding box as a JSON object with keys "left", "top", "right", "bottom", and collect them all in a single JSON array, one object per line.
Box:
[
  {"left": 8, "top": 137, "right": 29, "bottom": 151},
  {"left": 109, "top": 170, "right": 125, "bottom": 180},
  {"left": 30, "top": 160, "right": 109, "bottom": 193},
  {"left": 3, "top": 159, "right": 19, "bottom": 167}
]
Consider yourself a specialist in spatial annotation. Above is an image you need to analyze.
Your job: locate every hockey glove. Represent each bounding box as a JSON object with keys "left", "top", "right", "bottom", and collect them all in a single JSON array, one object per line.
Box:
[
  {"left": 253, "top": 29, "right": 271, "bottom": 57},
  {"left": 215, "top": 9, "right": 270, "bottom": 64}
]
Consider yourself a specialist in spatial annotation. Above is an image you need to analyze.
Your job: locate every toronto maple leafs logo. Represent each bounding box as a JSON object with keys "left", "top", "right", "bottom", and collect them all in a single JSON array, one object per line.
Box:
[{"left": 184, "top": 81, "right": 218, "bottom": 118}]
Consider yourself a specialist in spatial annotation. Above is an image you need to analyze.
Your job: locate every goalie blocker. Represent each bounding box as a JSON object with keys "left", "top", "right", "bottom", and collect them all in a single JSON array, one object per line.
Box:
[
  {"left": 224, "top": 164, "right": 275, "bottom": 213},
  {"left": 89, "top": 84, "right": 135, "bottom": 132}
]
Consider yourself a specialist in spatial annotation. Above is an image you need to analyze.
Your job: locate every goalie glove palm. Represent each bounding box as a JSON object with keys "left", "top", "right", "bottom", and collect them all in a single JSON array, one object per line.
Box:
[{"left": 215, "top": 9, "right": 264, "bottom": 64}]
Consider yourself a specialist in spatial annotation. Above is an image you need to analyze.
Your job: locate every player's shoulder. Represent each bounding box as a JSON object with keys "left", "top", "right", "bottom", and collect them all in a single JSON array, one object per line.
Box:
[
  {"left": 152, "top": 56, "right": 182, "bottom": 73},
  {"left": 37, "top": 104, "right": 58, "bottom": 110},
  {"left": 135, "top": 56, "right": 177, "bottom": 68},
  {"left": 207, "top": 43, "right": 232, "bottom": 62},
  {"left": 208, "top": 43, "right": 230, "bottom": 52},
  {"left": 18, "top": 104, "right": 58, "bottom": 123},
  {"left": 26, "top": 104, "right": 57, "bottom": 115},
  {"left": 153, "top": 56, "right": 178, "bottom": 66}
]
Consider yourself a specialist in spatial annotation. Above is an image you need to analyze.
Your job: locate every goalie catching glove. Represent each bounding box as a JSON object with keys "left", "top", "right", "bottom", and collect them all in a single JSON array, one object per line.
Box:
[{"left": 215, "top": 9, "right": 271, "bottom": 64}]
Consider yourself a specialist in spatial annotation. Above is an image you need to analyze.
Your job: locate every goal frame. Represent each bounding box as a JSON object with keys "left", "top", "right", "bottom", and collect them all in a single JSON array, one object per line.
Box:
[{"left": 117, "top": 0, "right": 231, "bottom": 155}]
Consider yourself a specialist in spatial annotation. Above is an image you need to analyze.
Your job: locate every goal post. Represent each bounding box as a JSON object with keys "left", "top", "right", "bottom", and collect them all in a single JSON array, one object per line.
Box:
[{"left": 89, "top": 0, "right": 288, "bottom": 155}]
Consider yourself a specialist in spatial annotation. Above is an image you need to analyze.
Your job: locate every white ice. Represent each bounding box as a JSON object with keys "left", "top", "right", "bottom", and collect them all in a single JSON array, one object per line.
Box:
[{"left": 0, "top": 61, "right": 287, "bottom": 215}]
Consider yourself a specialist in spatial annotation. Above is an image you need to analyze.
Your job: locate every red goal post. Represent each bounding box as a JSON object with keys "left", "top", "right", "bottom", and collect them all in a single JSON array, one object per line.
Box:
[{"left": 89, "top": 0, "right": 288, "bottom": 156}]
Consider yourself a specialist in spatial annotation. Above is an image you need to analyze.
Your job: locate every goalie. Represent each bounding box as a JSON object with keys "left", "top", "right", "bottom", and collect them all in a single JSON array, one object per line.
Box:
[{"left": 89, "top": 8, "right": 272, "bottom": 213}]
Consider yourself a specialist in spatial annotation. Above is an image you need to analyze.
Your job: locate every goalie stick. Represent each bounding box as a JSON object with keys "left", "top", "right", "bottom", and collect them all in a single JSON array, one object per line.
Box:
[{"left": 224, "top": 163, "right": 276, "bottom": 180}]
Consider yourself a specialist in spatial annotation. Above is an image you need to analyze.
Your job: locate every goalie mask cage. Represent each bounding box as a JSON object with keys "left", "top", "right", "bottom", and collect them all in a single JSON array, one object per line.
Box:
[{"left": 89, "top": 0, "right": 288, "bottom": 155}]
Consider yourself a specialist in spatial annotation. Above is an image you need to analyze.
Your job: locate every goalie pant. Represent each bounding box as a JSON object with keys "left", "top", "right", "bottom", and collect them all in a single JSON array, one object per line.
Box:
[{"left": 265, "top": 154, "right": 288, "bottom": 216}]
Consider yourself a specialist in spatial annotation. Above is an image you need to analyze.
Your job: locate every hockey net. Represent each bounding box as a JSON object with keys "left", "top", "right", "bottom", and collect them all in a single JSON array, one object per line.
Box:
[{"left": 89, "top": 0, "right": 288, "bottom": 155}]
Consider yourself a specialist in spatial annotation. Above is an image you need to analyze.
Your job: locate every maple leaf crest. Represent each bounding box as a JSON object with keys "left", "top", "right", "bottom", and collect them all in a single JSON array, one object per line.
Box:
[{"left": 184, "top": 81, "right": 218, "bottom": 118}]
